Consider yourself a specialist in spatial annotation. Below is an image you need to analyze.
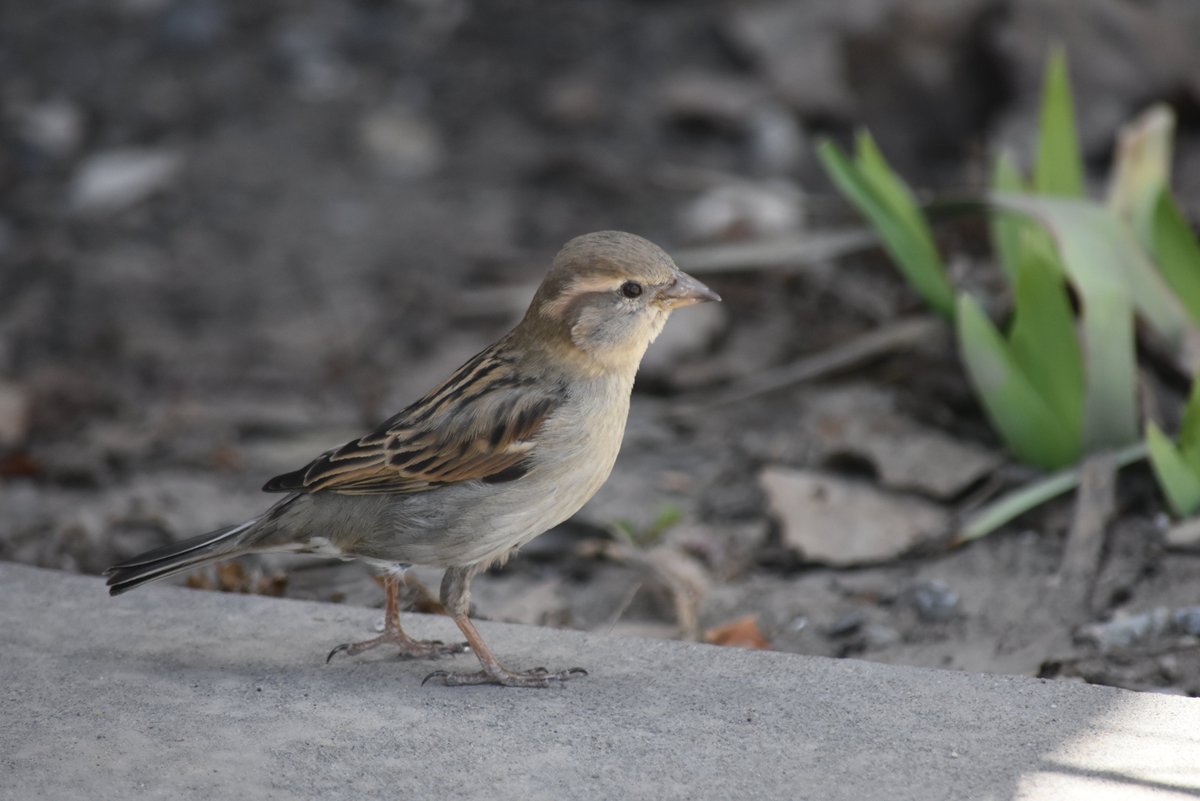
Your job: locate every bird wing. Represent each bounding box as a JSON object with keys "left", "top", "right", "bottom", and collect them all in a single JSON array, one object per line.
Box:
[{"left": 262, "top": 344, "right": 564, "bottom": 496}]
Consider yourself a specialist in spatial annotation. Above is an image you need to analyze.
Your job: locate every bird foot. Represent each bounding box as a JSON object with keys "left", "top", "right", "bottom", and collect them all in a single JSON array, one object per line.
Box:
[
  {"left": 327, "top": 630, "right": 468, "bottom": 663},
  {"left": 422, "top": 665, "right": 588, "bottom": 688}
]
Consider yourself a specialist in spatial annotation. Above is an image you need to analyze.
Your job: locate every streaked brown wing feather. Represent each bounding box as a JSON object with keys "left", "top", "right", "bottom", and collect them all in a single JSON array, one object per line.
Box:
[{"left": 262, "top": 343, "right": 563, "bottom": 496}]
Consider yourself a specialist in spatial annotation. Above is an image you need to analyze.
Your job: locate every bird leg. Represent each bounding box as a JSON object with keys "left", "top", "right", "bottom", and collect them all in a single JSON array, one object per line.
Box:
[
  {"left": 422, "top": 565, "right": 587, "bottom": 688},
  {"left": 327, "top": 573, "right": 466, "bottom": 663}
]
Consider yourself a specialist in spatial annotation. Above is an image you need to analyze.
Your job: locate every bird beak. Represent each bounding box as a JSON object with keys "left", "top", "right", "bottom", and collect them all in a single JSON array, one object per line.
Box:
[{"left": 657, "top": 270, "right": 722, "bottom": 309}]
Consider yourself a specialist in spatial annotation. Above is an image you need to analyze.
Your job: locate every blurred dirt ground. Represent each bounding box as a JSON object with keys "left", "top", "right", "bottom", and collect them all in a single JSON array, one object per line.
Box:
[{"left": 3, "top": 0, "right": 1200, "bottom": 694}]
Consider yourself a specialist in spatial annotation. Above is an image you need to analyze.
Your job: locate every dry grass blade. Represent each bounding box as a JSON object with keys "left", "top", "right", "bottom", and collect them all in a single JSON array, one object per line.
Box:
[
  {"left": 1107, "top": 104, "right": 1175, "bottom": 244},
  {"left": 579, "top": 539, "right": 710, "bottom": 641}
]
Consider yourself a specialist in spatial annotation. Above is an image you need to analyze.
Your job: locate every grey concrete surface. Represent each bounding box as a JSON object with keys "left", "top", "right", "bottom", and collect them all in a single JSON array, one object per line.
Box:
[{"left": 2, "top": 561, "right": 1198, "bottom": 801}]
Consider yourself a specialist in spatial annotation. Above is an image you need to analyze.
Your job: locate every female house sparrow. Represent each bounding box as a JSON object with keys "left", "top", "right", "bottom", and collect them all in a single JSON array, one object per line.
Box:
[{"left": 106, "top": 231, "right": 720, "bottom": 687}]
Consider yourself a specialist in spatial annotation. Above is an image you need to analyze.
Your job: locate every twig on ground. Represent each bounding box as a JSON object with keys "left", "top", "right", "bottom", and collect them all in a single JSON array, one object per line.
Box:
[
  {"left": 679, "top": 316, "right": 944, "bottom": 411},
  {"left": 1056, "top": 452, "right": 1118, "bottom": 621},
  {"left": 672, "top": 229, "right": 879, "bottom": 275}
]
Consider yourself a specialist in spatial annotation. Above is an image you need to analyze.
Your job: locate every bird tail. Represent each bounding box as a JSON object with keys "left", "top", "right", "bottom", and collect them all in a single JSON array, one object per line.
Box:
[{"left": 105, "top": 518, "right": 259, "bottom": 596}]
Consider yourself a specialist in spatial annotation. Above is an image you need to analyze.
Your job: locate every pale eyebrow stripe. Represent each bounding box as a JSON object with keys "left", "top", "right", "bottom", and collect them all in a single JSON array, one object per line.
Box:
[{"left": 540, "top": 275, "right": 622, "bottom": 317}]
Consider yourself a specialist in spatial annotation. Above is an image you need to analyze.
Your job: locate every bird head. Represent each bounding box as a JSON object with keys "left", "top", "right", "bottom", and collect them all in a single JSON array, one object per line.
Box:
[{"left": 523, "top": 231, "right": 721, "bottom": 374}]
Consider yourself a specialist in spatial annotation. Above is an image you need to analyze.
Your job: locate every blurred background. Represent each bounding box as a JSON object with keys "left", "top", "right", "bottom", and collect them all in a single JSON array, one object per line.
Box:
[{"left": 3, "top": 0, "right": 1200, "bottom": 694}]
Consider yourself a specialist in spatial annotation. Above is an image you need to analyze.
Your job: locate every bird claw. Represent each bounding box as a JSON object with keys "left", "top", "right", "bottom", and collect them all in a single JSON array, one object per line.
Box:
[
  {"left": 422, "top": 666, "right": 588, "bottom": 688},
  {"left": 326, "top": 633, "right": 468, "bottom": 664},
  {"left": 326, "top": 642, "right": 352, "bottom": 664}
]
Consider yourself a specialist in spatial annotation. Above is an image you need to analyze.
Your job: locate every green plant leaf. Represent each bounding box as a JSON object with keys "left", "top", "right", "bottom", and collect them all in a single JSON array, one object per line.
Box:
[
  {"left": 987, "top": 194, "right": 1177, "bottom": 450},
  {"left": 991, "top": 151, "right": 1066, "bottom": 290},
  {"left": 1151, "top": 189, "right": 1200, "bottom": 326},
  {"left": 956, "top": 294, "right": 1080, "bottom": 469},
  {"left": 957, "top": 440, "right": 1146, "bottom": 542},
  {"left": 854, "top": 133, "right": 928, "bottom": 241},
  {"left": 1035, "top": 46, "right": 1084, "bottom": 198},
  {"left": 1178, "top": 379, "right": 1200, "bottom": 477},
  {"left": 990, "top": 193, "right": 1192, "bottom": 348},
  {"left": 989, "top": 150, "right": 1027, "bottom": 286},
  {"left": 610, "top": 520, "right": 637, "bottom": 546},
  {"left": 817, "top": 136, "right": 956, "bottom": 318},
  {"left": 1146, "top": 422, "right": 1200, "bottom": 517},
  {"left": 1008, "top": 247, "right": 1084, "bottom": 439},
  {"left": 1079, "top": 289, "right": 1138, "bottom": 450}
]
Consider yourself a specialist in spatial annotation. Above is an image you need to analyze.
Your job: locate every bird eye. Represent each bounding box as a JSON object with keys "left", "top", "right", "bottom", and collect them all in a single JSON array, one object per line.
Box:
[{"left": 620, "top": 281, "right": 643, "bottom": 299}]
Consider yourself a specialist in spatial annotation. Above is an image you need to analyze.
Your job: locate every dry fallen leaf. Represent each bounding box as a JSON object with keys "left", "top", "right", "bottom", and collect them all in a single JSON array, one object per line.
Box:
[
  {"left": 255, "top": 573, "right": 289, "bottom": 597},
  {"left": 0, "top": 380, "right": 32, "bottom": 448},
  {"left": 802, "top": 385, "right": 1001, "bottom": 499},
  {"left": 0, "top": 453, "right": 41, "bottom": 479},
  {"left": 184, "top": 572, "right": 214, "bottom": 591},
  {"left": 704, "top": 615, "right": 771, "bottom": 650},
  {"left": 184, "top": 561, "right": 288, "bottom": 597},
  {"left": 760, "top": 467, "right": 950, "bottom": 565},
  {"left": 216, "top": 561, "right": 247, "bottom": 591}
]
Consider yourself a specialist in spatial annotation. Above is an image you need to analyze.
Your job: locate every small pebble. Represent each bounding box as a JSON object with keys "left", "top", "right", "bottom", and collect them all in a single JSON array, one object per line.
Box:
[
  {"left": 1172, "top": 607, "right": 1200, "bottom": 637},
  {"left": 70, "top": 148, "right": 181, "bottom": 215},
  {"left": 17, "top": 99, "right": 84, "bottom": 159},
  {"left": 158, "top": 0, "right": 226, "bottom": 49},
  {"left": 862, "top": 623, "right": 901, "bottom": 649},
  {"left": 908, "top": 580, "right": 960, "bottom": 623},
  {"left": 359, "top": 107, "right": 443, "bottom": 178},
  {"left": 826, "top": 611, "right": 864, "bottom": 637}
]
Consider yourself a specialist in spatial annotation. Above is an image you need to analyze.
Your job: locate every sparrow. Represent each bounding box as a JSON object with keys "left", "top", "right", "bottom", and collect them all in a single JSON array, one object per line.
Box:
[{"left": 106, "top": 231, "right": 721, "bottom": 687}]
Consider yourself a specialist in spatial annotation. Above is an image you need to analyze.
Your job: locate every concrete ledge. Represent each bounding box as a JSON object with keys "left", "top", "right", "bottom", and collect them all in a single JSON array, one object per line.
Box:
[{"left": 2, "top": 562, "right": 1198, "bottom": 801}]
